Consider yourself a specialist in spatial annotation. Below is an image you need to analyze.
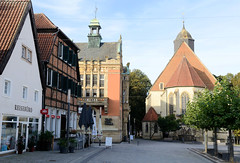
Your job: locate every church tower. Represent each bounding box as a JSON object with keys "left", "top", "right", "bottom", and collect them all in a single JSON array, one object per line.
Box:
[
  {"left": 88, "top": 18, "right": 102, "bottom": 48},
  {"left": 174, "top": 22, "right": 194, "bottom": 53}
]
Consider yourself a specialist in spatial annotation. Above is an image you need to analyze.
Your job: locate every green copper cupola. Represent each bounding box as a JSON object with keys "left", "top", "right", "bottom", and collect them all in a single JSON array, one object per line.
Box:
[{"left": 88, "top": 18, "right": 102, "bottom": 48}]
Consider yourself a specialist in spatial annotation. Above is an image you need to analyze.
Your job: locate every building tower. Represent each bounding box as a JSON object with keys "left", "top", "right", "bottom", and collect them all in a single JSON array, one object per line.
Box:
[
  {"left": 88, "top": 18, "right": 102, "bottom": 48},
  {"left": 174, "top": 22, "right": 194, "bottom": 53}
]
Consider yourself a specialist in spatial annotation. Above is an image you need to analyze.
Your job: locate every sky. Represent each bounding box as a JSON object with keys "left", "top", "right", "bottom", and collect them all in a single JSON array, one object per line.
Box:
[{"left": 31, "top": 0, "right": 240, "bottom": 84}]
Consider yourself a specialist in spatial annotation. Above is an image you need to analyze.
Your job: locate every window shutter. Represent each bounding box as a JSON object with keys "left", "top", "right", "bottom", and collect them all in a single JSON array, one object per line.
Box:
[
  {"left": 77, "top": 85, "right": 82, "bottom": 97},
  {"left": 52, "top": 71, "right": 58, "bottom": 87},
  {"left": 63, "top": 46, "right": 69, "bottom": 61},
  {"left": 68, "top": 50, "right": 73, "bottom": 64}
]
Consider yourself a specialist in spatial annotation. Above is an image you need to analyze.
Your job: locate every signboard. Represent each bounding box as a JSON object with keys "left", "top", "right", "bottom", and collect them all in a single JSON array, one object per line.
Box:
[
  {"left": 40, "top": 109, "right": 48, "bottom": 115},
  {"left": 56, "top": 116, "right": 60, "bottom": 119},
  {"left": 51, "top": 115, "right": 55, "bottom": 118},
  {"left": 46, "top": 114, "right": 50, "bottom": 118},
  {"left": 105, "top": 137, "right": 112, "bottom": 148}
]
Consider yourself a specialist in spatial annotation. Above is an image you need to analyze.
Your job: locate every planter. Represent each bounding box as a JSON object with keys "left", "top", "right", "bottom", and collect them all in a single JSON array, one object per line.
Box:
[
  {"left": 29, "top": 146, "right": 34, "bottom": 152},
  {"left": 18, "top": 150, "right": 23, "bottom": 154},
  {"left": 59, "top": 146, "right": 68, "bottom": 153},
  {"left": 69, "top": 146, "right": 75, "bottom": 153}
]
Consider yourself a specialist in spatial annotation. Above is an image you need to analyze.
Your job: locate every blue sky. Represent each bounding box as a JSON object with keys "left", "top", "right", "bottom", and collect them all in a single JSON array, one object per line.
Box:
[{"left": 32, "top": 0, "right": 240, "bottom": 84}]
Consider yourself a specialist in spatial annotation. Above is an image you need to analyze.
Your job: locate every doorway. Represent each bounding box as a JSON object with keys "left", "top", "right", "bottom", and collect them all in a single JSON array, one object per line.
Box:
[
  {"left": 18, "top": 122, "right": 28, "bottom": 150},
  {"left": 60, "top": 115, "right": 66, "bottom": 138}
]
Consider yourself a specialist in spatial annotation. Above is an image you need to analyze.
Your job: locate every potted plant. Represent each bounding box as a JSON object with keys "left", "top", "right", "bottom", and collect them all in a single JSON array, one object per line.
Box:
[
  {"left": 58, "top": 138, "right": 68, "bottom": 153},
  {"left": 36, "top": 130, "right": 53, "bottom": 151},
  {"left": 28, "top": 136, "right": 35, "bottom": 152},
  {"left": 69, "top": 138, "right": 77, "bottom": 153},
  {"left": 17, "top": 136, "right": 25, "bottom": 154}
]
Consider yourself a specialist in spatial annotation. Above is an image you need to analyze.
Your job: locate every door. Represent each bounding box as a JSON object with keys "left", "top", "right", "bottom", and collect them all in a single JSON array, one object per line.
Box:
[{"left": 18, "top": 122, "right": 28, "bottom": 150}]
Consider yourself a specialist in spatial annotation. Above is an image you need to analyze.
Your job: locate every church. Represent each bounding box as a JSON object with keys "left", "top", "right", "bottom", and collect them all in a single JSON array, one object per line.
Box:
[{"left": 143, "top": 23, "right": 217, "bottom": 139}]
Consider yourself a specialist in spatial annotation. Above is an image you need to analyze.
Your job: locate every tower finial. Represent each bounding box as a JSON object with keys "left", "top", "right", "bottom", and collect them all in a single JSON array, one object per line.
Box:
[
  {"left": 182, "top": 12, "right": 185, "bottom": 29},
  {"left": 95, "top": 6, "right": 98, "bottom": 19}
]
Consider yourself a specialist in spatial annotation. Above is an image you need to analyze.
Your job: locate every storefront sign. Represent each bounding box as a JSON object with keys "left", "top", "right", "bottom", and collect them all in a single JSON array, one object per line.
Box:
[
  {"left": 15, "top": 105, "right": 32, "bottom": 112},
  {"left": 105, "top": 118, "right": 113, "bottom": 125},
  {"left": 51, "top": 115, "right": 55, "bottom": 118},
  {"left": 40, "top": 109, "right": 48, "bottom": 115},
  {"left": 56, "top": 116, "right": 60, "bottom": 119},
  {"left": 46, "top": 115, "right": 50, "bottom": 118}
]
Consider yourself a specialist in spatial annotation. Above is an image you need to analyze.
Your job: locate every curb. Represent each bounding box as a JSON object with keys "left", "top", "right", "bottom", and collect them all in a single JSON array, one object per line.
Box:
[{"left": 188, "top": 148, "right": 226, "bottom": 163}]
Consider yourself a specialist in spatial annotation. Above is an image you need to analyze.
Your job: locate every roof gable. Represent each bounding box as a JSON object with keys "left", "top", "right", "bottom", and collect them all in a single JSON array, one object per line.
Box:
[
  {"left": 34, "top": 13, "right": 57, "bottom": 29},
  {"left": 166, "top": 56, "right": 206, "bottom": 88},
  {"left": 151, "top": 42, "right": 216, "bottom": 91},
  {"left": 142, "top": 107, "right": 158, "bottom": 122}
]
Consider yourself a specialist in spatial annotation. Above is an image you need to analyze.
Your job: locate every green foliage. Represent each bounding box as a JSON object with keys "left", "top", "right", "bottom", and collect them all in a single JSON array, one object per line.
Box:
[
  {"left": 129, "top": 69, "right": 152, "bottom": 133},
  {"left": 158, "top": 115, "right": 181, "bottom": 137},
  {"left": 37, "top": 130, "right": 53, "bottom": 151},
  {"left": 58, "top": 138, "right": 68, "bottom": 147}
]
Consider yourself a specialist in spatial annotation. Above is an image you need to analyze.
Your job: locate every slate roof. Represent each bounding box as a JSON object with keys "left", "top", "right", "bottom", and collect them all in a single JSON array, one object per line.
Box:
[
  {"left": 0, "top": 0, "right": 30, "bottom": 73},
  {"left": 142, "top": 107, "right": 158, "bottom": 122},
  {"left": 34, "top": 13, "right": 57, "bottom": 29},
  {"left": 165, "top": 56, "right": 206, "bottom": 88},
  {"left": 37, "top": 33, "right": 56, "bottom": 61},
  {"left": 76, "top": 42, "right": 119, "bottom": 61},
  {"left": 151, "top": 42, "right": 216, "bottom": 91}
]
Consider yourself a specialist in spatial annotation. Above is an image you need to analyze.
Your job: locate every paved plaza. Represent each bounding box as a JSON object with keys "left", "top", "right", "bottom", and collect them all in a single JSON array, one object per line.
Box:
[{"left": 1, "top": 139, "right": 240, "bottom": 163}]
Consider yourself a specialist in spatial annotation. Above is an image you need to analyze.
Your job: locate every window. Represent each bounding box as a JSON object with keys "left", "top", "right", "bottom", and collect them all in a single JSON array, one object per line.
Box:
[
  {"left": 154, "top": 123, "right": 158, "bottom": 133},
  {"left": 57, "top": 73, "right": 62, "bottom": 90},
  {"left": 22, "top": 45, "right": 32, "bottom": 63},
  {"left": 181, "top": 92, "right": 189, "bottom": 114},
  {"left": 93, "top": 89, "right": 97, "bottom": 97},
  {"left": 145, "top": 123, "right": 148, "bottom": 133},
  {"left": 23, "top": 86, "right": 28, "bottom": 100},
  {"left": 27, "top": 49, "right": 32, "bottom": 62},
  {"left": 93, "top": 74, "right": 97, "bottom": 87},
  {"left": 34, "top": 90, "right": 38, "bottom": 102},
  {"left": 58, "top": 42, "right": 63, "bottom": 58},
  {"left": 100, "top": 74, "right": 104, "bottom": 87},
  {"left": 4, "top": 80, "right": 11, "bottom": 96},
  {"left": 86, "top": 75, "right": 90, "bottom": 87},
  {"left": 80, "top": 75, "right": 83, "bottom": 86},
  {"left": 169, "top": 94, "right": 174, "bottom": 115},
  {"left": 47, "top": 68, "right": 52, "bottom": 86},
  {"left": 159, "top": 82, "right": 164, "bottom": 90},
  {"left": 86, "top": 89, "right": 90, "bottom": 97},
  {"left": 100, "top": 89, "right": 104, "bottom": 97}
]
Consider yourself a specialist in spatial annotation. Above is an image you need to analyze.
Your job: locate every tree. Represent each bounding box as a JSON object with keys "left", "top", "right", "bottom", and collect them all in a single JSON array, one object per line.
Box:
[
  {"left": 129, "top": 69, "right": 152, "bottom": 135},
  {"left": 158, "top": 115, "right": 181, "bottom": 138},
  {"left": 232, "top": 72, "right": 240, "bottom": 88}
]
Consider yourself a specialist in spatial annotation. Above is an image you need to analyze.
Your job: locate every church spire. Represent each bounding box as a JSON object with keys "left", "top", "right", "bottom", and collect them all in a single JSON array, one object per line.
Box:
[{"left": 173, "top": 22, "right": 194, "bottom": 53}]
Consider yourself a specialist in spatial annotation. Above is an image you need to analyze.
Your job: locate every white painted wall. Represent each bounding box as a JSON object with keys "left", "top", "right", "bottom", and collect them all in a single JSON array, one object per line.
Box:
[{"left": 0, "top": 13, "right": 42, "bottom": 120}]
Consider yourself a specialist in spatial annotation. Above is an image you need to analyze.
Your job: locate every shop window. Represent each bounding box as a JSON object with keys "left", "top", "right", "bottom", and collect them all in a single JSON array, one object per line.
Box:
[
  {"left": 100, "top": 89, "right": 104, "bottom": 97},
  {"left": 1, "top": 122, "right": 17, "bottom": 151}
]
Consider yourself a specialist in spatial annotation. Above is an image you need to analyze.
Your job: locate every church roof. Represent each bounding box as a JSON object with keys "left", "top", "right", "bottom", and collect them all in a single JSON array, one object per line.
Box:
[
  {"left": 165, "top": 56, "right": 206, "bottom": 88},
  {"left": 175, "top": 24, "right": 193, "bottom": 40},
  {"left": 76, "top": 42, "right": 119, "bottom": 61},
  {"left": 151, "top": 42, "right": 216, "bottom": 91},
  {"left": 142, "top": 107, "right": 158, "bottom": 122}
]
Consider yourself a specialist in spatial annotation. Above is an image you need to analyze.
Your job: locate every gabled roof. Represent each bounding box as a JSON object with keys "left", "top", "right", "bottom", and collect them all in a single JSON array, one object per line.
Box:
[
  {"left": 165, "top": 56, "right": 206, "bottom": 88},
  {"left": 142, "top": 107, "right": 158, "bottom": 122},
  {"left": 151, "top": 42, "right": 216, "bottom": 91},
  {"left": 37, "top": 33, "right": 56, "bottom": 61},
  {"left": 0, "top": 0, "right": 29, "bottom": 74},
  {"left": 34, "top": 13, "right": 57, "bottom": 29},
  {"left": 76, "top": 42, "right": 119, "bottom": 61}
]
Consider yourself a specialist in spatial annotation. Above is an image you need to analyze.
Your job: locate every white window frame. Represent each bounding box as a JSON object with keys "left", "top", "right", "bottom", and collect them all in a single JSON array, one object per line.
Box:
[
  {"left": 22, "top": 45, "right": 32, "bottom": 63},
  {"left": 22, "top": 86, "right": 28, "bottom": 100},
  {"left": 58, "top": 42, "right": 63, "bottom": 59},
  {"left": 46, "top": 68, "right": 53, "bottom": 86},
  {"left": 27, "top": 49, "right": 32, "bottom": 62},
  {"left": 22, "top": 45, "right": 26, "bottom": 58},
  {"left": 3, "top": 79, "right": 11, "bottom": 96},
  {"left": 34, "top": 90, "right": 39, "bottom": 102}
]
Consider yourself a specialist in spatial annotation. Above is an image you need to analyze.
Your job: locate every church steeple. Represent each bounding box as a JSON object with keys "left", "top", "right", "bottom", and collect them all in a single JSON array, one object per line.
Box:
[
  {"left": 88, "top": 18, "right": 102, "bottom": 48},
  {"left": 174, "top": 22, "right": 194, "bottom": 53}
]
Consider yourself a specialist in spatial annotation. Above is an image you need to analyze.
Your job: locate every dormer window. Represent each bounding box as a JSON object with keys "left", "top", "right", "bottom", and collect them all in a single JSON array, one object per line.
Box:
[{"left": 159, "top": 82, "right": 164, "bottom": 90}]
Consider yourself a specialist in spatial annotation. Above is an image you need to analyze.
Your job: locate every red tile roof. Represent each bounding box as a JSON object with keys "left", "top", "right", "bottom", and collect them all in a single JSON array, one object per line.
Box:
[
  {"left": 37, "top": 33, "right": 56, "bottom": 61},
  {"left": 151, "top": 42, "right": 216, "bottom": 91},
  {"left": 166, "top": 56, "right": 206, "bottom": 88},
  {"left": 0, "top": 0, "right": 29, "bottom": 73},
  {"left": 142, "top": 107, "right": 158, "bottom": 122},
  {"left": 34, "top": 13, "right": 57, "bottom": 29}
]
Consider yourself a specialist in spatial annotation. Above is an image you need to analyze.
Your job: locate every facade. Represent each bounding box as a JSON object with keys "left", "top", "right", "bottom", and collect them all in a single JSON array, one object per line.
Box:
[
  {"left": 35, "top": 14, "right": 81, "bottom": 138},
  {"left": 0, "top": 0, "right": 44, "bottom": 154},
  {"left": 143, "top": 24, "right": 217, "bottom": 139},
  {"left": 76, "top": 18, "right": 130, "bottom": 142}
]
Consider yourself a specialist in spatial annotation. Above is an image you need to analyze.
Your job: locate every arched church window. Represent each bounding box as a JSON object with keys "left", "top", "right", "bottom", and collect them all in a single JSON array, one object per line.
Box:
[
  {"left": 181, "top": 92, "right": 189, "bottom": 114},
  {"left": 145, "top": 123, "right": 148, "bottom": 133},
  {"left": 169, "top": 94, "right": 174, "bottom": 115}
]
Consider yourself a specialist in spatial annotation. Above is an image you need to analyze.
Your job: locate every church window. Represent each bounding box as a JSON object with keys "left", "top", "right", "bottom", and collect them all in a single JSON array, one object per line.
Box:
[
  {"left": 181, "top": 92, "right": 189, "bottom": 114},
  {"left": 159, "top": 82, "right": 164, "bottom": 90},
  {"left": 145, "top": 123, "right": 148, "bottom": 133},
  {"left": 169, "top": 94, "right": 174, "bottom": 115}
]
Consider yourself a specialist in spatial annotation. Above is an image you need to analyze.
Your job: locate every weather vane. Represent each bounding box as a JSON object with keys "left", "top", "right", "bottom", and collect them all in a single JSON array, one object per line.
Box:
[
  {"left": 182, "top": 12, "right": 185, "bottom": 28},
  {"left": 95, "top": 6, "right": 98, "bottom": 18}
]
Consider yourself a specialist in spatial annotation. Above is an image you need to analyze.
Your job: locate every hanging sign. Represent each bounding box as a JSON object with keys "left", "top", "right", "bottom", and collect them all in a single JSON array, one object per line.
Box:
[
  {"left": 46, "top": 114, "right": 50, "bottom": 118},
  {"left": 40, "top": 109, "right": 48, "bottom": 115},
  {"left": 56, "top": 116, "right": 60, "bottom": 119},
  {"left": 51, "top": 115, "right": 55, "bottom": 118}
]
